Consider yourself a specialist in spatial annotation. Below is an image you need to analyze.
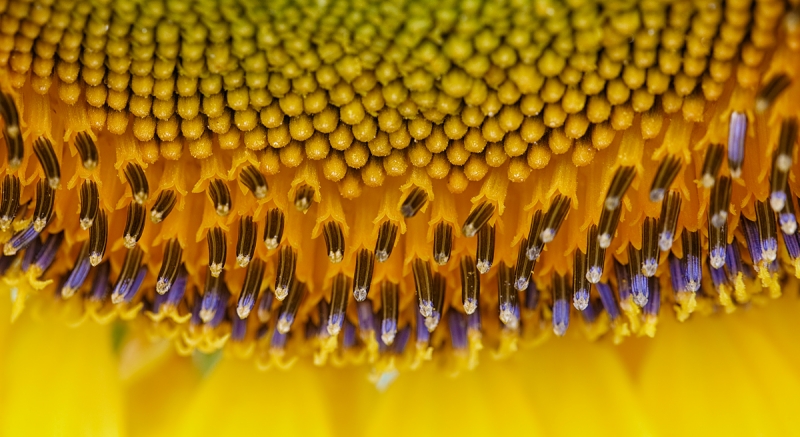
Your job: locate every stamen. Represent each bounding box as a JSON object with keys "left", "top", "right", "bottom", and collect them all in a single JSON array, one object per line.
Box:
[
  {"left": 413, "top": 258, "right": 434, "bottom": 317},
  {"left": 755, "top": 74, "right": 791, "bottom": 114},
  {"left": 74, "top": 132, "right": 99, "bottom": 170},
  {"left": 32, "top": 232, "right": 63, "bottom": 274},
  {"left": 237, "top": 258, "right": 265, "bottom": 319},
  {"left": 123, "top": 202, "right": 146, "bottom": 249},
  {"left": 294, "top": 183, "right": 315, "bottom": 213},
  {"left": 0, "top": 174, "right": 20, "bottom": 231},
  {"left": 603, "top": 166, "right": 636, "bottom": 211},
  {"left": 552, "top": 272, "right": 571, "bottom": 337},
  {"left": 540, "top": 194, "right": 571, "bottom": 243},
  {"left": 89, "top": 211, "right": 108, "bottom": 265},
  {"left": 123, "top": 163, "right": 149, "bottom": 205},
  {"left": 0, "top": 91, "right": 23, "bottom": 168},
  {"left": 513, "top": 238, "right": 535, "bottom": 291},
  {"left": 462, "top": 201, "right": 495, "bottom": 238},
  {"left": 277, "top": 279, "right": 306, "bottom": 334},
  {"left": 88, "top": 261, "right": 111, "bottom": 303},
  {"left": 681, "top": 231, "right": 702, "bottom": 292},
  {"left": 352, "top": 248, "right": 375, "bottom": 301},
  {"left": 657, "top": 190, "right": 682, "bottom": 251},
  {"left": 644, "top": 276, "right": 661, "bottom": 316},
  {"left": 33, "top": 137, "right": 61, "bottom": 189},
  {"left": 778, "top": 187, "right": 797, "bottom": 234},
  {"left": 770, "top": 118, "right": 798, "bottom": 212},
  {"left": 432, "top": 222, "right": 453, "bottom": 265},
  {"left": 236, "top": 216, "right": 258, "bottom": 268},
  {"left": 231, "top": 313, "right": 247, "bottom": 342},
  {"left": 257, "top": 286, "right": 275, "bottom": 323},
  {"left": 79, "top": 180, "right": 99, "bottom": 230},
  {"left": 274, "top": 245, "right": 297, "bottom": 300},
  {"left": 357, "top": 299, "right": 375, "bottom": 335},
  {"left": 316, "top": 300, "right": 329, "bottom": 338},
  {"left": 497, "top": 263, "right": 519, "bottom": 330},
  {"left": 581, "top": 299, "right": 600, "bottom": 324},
  {"left": 699, "top": 144, "right": 724, "bottom": 188},
  {"left": 394, "top": 324, "right": 411, "bottom": 354},
  {"left": 199, "top": 272, "right": 224, "bottom": 323},
  {"left": 741, "top": 218, "right": 763, "bottom": 268},
  {"left": 650, "top": 155, "right": 682, "bottom": 201},
  {"left": 573, "top": 249, "right": 589, "bottom": 310},
  {"left": 150, "top": 190, "right": 177, "bottom": 224},
  {"left": 615, "top": 259, "right": 632, "bottom": 303},
  {"left": 586, "top": 224, "right": 606, "bottom": 283},
  {"left": 111, "top": 247, "right": 145, "bottom": 304},
  {"left": 327, "top": 273, "right": 350, "bottom": 335},
  {"left": 263, "top": 208, "right": 285, "bottom": 250},
  {"left": 343, "top": 319, "right": 357, "bottom": 350},
  {"left": 239, "top": 164, "right": 268, "bottom": 199},
  {"left": 524, "top": 275, "right": 539, "bottom": 310},
  {"left": 33, "top": 179, "right": 55, "bottom": 232},
  {"left": 785, "top": 228, "right": 800, "bottom": 260},
  {"left": 628, "top": 245, "right": 649, "bottom": 307},
  {"left": 597, "top": 201, "right": 622, "bottom": 249},
  {"left": 709, "top": 176, "right": 732, "bottom": 228},
  {"left": 380, "top": 281, "right": 399, "bottom": 345},
  {"left": 596, "top": 282, "right": 621, "bottom": 321},
  {"left": 727, "top": 111, "right": 747, "bottom": 178},
  {"left": 525, "top": 210, "right": 545, "bottom": 261},
  {"left": 708, "top": 219, "right": 728, "bottom": 269},
  {"left": 756, "top": 200, "right": 778, "bottom": 263},
  {"left": 208, "top": 179, "right": 231, "bottom": 216},
  {"left": 21, "top": 237, "right": 42, "bottom": 273},
  {"left": 156, "top": 239, "right": 183, "bottom": 295},
  {"left": 374, "top": 221, "right": 398, "bottom": 262},
  {"left": 641, "top": 218, "right": 659, "bottom": 276},
  {"left": 475, "top": 224, "right": 495, "bottom": 274},
  {"left": 400, "top": 187, "right": 428, "bottom": 218},
  {"left": 322, "top": 221, "right": 345, "bottom": 263},
  {"left": 62, "top": 242, "right": 91, "bottom": 298},
  {"left": 460, "top": 255, "right": 480, "bottom": 314},
  {"left": 425, "top": 273, "right": 446, "bottom": 332},
  {"left": 207, "top": 227, "right": 227, "bottom": 277},
  {"left": 449, "top": 311, "right": 468, "bottom": 351},
  {"left": 159, "top": 265, "right": 187, "bottom": 311},
  {"left": 270, "top": 327, "right": 289, "bottom": 352}
]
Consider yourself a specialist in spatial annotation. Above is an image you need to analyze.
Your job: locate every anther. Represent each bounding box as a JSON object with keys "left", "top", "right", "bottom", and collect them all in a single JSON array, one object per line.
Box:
[
  {"left": 74, "top": 132, "right": 99, "bottom": 170},
  {"left": 156, "top": 239, "right": 183, "bottom": 295},
  {"left": 756, "top": 74, "right": 791, "bottom": 114},
  {"left": 425, "top": 273, "right": 446, "bottom": 332},
  {"left": 208, "top": 179, "right": 231, "bottom": 216},
  {"left": 681, "top": 230, "right": 702, "bottom": 292},
  {"left": 741, "top": 218, "right": 763, "bottom": 267},
  {"left": 79, "top": 180, "right": 99, "bottom": 230},
  {"left": 231, "top": 314, "right": 247, "bottom": 342},
  {"left": 150, "top": 190, "right": 177, "bottom": 223},
  {"left": 159, "top": 266, "right": 187, "bottom": 312},
  {"left": 669, "top": 254, "right": 686, "bottom": 294},
  {"left": 708, "top": 218, "right": 727, "bottom": 269},
  {"left": 62, "top": 242, "right": 91, "bottom": 298},
  {"left": 328, "top": 273, "right": 350, "bottom": 335},
  {"left": 32, "top": 232, "right": 63, "bottom": 274},
  {"left": 33, "top": 179, "right": 55, "bottom": 232},
  {"left": 33, "top": 137, "right": 61, "bottom": 189},
  {"left": 710, "top": 176, "right": 732, "bottom": 228},
  {"left": 778, "top": 187, "right": 797, "bottom": 235},
  {"left": 200, "top": 271, "right": 223, "bottom": 323},
  {"left": 770, "top": 118, "right": 798, "bottom": 212},
  {"left": 380, "top": 281, "right": 399, "bottom": 345},
  {"left": 352, "top": 248, "right": 375, "bottom": 301},
  {"left": 413, "top": 258, "right": 434, "bottom": 317},
  {"left": 111, "top": 247, "right": 145, "bottom": 304},
  {"left": 0, "top": 91, "right": 22, "bottom": 168},
  {"left": 322, "top": 221, "right": 345, "bottom": 263},
  {"left": 124, "top": 162, "right": 149, "bottom": 205},
  {"left": 641, "top": 218, "right": 659, "bottom": 277},
  {"left": 274, "top": 245, "right": 297, "bottom": 300},
  {"left": 628, "top": 245, "right": 649, "bottom": 307},
  {"left": 236, "top": 216, "right": 258, "bottom": 268},
  {"left": 756, "top": 200, "right": 778, "bottom": 263},
  {"left": 462, "top": 201, "right": 495, "bottom": 238},
  {"left": 596, "top": 282, "right": 621, "bottom": 321},
  {"left": 514, "top": 238, "right": 535, "bottom": 291},
  {"left": 432, "top": 222, "right": 453, "bottom": 265},
  {"left": 700, "top": 144, "right": 724, "bottom": 188},
  {"left": 644, "top": 276, "right": 661, "bottom": 317},
  {"left": 294, "top": 183, "right": 315, "bottom": 213},
  {"left": 89, "top": 210, "right": 108, "bottom": 265},
  {"left": 257, "top": 286, "right": 275, "bottom": 323},
  {"left": 614, "top": 259, "right": 633, "bottom": 304},
  {"left": 123, "top": 202, "right": 146, "bottom": 249},
  {"left": 552, "top": 273, "right": 571, "bottom": 337},
  {"left": 449, "top": 311, "right": 468, "bottom": 351},
  {"left": 460, "top": 255, "right": 480, "bottom": 314},
  {"left": 650, "top": 155, "right": 682, "bottom": 201},
  {"left": 374, "top": 221, "right": 398, "bottom": 262},
  {"left": 0, "top": 174, "right": 20, "bottom": 231},
  {"left": 400, "top": 187, "right": 428, "bottom": 218},
  {"left": 784, "top": 228, "right": 800, "bottom": 260},
  {"left": 277, "top": 279, "right": 306, "bottom": 334},
  {"left": 727, "top": 111, "right": 747, "bottom": 178},
  {"left": 263, "top": 208, "right": 285, "bottom": 250},
  {"left": 657, "top": 190, "right": 682, "bottom": 251},
  {"left": 603, "top": 166, "right": 636, "bottom": 211},
  {"left": 239, "top": 164, "right": 268, "bottom": 199},
  {"left": 89, "top": 261, "right": 111, "bottom": 303},
  {"left": 540, "top": 194, "right": 571, "bottom": 243},
  {"left": 525, "top": 276, "right": 540, "bottom": 311},
  {"left": 573, "top": 249, "right": 589, "bottom": 310},
  {"left": 597, "top": 201, "right": 622, "bottom": 249},
  {"left": 525, "top": 210, "right": 545, "bottom": 261},
  {"left": 497, "top": 263, "right": 519, "bottom": 330},
  {"left": 237, "top": 258, "right": 265, "bottom": 319},
  {"left": 475, "top": 224, "right": 495, "bottom": 274},
  {"left": 207, "top": 227, "right": 227, "bottom": 277},
  {"left": 357, "top": 300, "right": 375, "bottom": 336}
]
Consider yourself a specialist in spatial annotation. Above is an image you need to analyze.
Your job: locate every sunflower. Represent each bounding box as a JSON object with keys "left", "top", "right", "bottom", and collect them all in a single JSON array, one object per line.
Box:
[{"left": 0, "top": 0, "right": 799, "bottom": 434}]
